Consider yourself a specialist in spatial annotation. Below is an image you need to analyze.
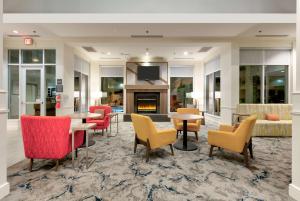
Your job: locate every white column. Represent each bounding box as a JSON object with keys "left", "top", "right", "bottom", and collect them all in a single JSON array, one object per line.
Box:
[
  {"left": 0, "top": 0, "right": 10, "bottom": 199},
  {"left": 289, "top": 1, "right": 300, "bottom": 200},
  {"left": 193, "top": 61, "right": 205, "bottom": 110},
  {"left": 220, "top": 43, "right": 239, "bottom": 124}
]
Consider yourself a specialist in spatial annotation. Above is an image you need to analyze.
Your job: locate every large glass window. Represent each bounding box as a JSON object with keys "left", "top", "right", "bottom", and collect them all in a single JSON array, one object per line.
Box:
[
  {"left": 239, "top": 66, "right": 262, "bottom": 103},
  {"left": 45, "top": 66, "right": 56, "bottom": 116},
  {"left": 8, "top": 65, "right": 19, "bottom": 119},
  {"left": 8, "top": 49, "right": 56, "bottom": 118},
  {"left": 170, "top": 77, "right": 193, "bottom": 112},
  {"left": 22, "top": 49, "right": 43, "bottom": 64},
  {"left": 265, "top": 65, "right": 288, "bottom": 103},
  {"left": 205, "top": 71, "right": 221, "bottom": 116},
  {"left": 239, "top": 65, "right": 288, "bottom": 103},
  {"left": 101, "top": 77, "right": 124, "bottom": 112}
]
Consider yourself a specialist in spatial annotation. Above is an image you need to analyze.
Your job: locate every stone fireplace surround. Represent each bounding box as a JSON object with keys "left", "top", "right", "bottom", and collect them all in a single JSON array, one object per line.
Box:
[{"left": 123, "top": 85, "right": 169, "bottom": 122}]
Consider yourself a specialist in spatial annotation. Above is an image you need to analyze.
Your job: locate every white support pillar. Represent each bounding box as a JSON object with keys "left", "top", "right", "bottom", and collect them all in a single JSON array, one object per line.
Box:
[
  {"left": 0, "top": 0, "right": 10, "bottom": 199},
  {"left": 289, "top": 1, "right": 300, "bottom": 200},
  {"left": 220, "top": 43, "right": 239, "bottom": 125}
]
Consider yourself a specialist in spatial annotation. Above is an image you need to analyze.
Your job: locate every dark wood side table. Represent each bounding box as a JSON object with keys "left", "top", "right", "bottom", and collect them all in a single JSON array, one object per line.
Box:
[{"left": 169, "top": 113, "right": 203, "bottom": 151}]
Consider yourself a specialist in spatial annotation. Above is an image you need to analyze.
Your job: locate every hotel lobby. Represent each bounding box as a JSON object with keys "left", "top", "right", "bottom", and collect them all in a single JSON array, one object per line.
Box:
[{"left": 1, "top": 0, "right": 300, "bottom": 200}]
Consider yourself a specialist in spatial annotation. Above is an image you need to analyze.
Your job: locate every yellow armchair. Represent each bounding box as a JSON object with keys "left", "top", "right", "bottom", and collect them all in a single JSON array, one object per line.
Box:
[
  {"left": 173, "top": 108, "right": 201, "bottom": 141},
  {"left": 208, "top": 115, "right": 257, "bottom": 167},
  {"left": 131, "top": 113, "right": 177, "bottom": 162}
]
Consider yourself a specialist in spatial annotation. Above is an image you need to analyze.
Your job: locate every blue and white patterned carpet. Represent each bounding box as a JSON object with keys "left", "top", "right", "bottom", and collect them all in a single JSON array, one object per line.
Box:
[{"left": 4, "top": 121, "right": 292, "bottom": 201}]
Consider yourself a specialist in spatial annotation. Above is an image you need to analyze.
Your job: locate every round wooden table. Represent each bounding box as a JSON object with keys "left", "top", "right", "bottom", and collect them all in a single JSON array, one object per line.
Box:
[
  {"left": 169, "top": 113, "right": 203, "bottom": 151},
  {"left": 70, "top": 113, "right": 101, "bottom": 147}
]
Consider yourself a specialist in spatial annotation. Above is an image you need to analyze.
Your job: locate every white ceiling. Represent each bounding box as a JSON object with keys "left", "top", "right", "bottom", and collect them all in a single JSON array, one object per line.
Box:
[{"left": 3, "top": 23, "right": 296, "bottom": 61}]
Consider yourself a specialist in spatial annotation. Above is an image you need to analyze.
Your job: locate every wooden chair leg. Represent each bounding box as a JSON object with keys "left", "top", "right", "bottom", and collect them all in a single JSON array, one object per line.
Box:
[
  {"left": 134, "top": 136, "right": 138, "bottom": 154},
  {"left": 29, "top": 159, "right": 33, "bottom": 172},
  {"left": 209, "top": 145, "right": 214, "bottom": 157},
  {"left": 169, "top": 144, "right": 174, "bottom": 156},
  {"left": 248, "top": 138, "right": 254, "bottom": 159},
  {"left": 194, "top": 131, "right": 199, "bottom": 141},
  {"left": 54, "top": 160, "right": 59, "bottom": 171},
  {"left": 243, "top": 144, "right": 249, "bottom": 168},
  {"left": 146, "top": 139, "right": 151, "bottom": 162}
]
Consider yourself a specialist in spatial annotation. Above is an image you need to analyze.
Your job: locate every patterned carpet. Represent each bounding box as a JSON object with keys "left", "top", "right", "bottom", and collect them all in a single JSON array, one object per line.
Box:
[{"left": 4, "top": 121, "right": 292, "bottom": 201}]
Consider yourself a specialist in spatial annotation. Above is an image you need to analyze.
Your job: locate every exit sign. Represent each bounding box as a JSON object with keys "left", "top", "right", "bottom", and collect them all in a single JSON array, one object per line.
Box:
[{"left": 24, "top": 38, "right": 33, "bottom": 45}]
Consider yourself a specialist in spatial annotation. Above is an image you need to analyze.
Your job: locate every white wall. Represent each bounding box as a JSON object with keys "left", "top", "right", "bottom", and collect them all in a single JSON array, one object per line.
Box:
[{"left": 0, "top": 0, "right": 10, "bottom": 198}]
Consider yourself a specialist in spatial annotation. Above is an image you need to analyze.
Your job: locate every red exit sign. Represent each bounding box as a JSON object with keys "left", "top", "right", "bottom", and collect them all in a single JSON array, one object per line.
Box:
[{"left": 24, "top": 38, "right": 33, "bottom": 45}]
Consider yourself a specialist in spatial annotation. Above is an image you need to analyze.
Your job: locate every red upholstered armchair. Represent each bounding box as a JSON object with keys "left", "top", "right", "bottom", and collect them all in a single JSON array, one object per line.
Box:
[
  {"left": 20, "top": 115, "right": 84, "bottom": 171},
  {"left": 87, "top": 105, "right": 112, "bottom": 133}
]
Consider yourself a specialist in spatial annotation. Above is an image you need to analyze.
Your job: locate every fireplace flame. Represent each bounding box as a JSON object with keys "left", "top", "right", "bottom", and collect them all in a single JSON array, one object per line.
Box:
[{"left": 138, "top": 103, "right": 157, "bottom": 111}]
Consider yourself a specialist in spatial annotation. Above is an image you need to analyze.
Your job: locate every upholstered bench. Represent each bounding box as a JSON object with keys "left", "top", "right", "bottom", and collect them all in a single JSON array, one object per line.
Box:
[{"left": 236, "top": 104, "right": 292, "bottom": 137}]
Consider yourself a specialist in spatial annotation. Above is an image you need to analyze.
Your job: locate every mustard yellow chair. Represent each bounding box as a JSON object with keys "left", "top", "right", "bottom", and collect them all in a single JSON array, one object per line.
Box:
[
  {"left": 208, "top": 115, "right": 257, "bottom": 167},
  {"left": 173, "top": 108, "right": 201, "bottom": 141},
  {"left": 131, "top": 113, "right": 177, "bottom": 162}
]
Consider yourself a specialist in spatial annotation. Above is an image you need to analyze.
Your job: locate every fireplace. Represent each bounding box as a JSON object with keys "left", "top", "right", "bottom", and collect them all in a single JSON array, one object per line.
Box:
[{"left": 134, "top": 92, "right": 160, "bottom": 113}]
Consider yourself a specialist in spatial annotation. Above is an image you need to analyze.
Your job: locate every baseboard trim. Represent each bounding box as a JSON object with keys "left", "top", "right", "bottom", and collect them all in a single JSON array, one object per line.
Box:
[
  {"left": 289, "top": 183, "right": 300, "bottom": 201},
  {"left": 0, "top": 182, "right": 10, "bottom": 200}
]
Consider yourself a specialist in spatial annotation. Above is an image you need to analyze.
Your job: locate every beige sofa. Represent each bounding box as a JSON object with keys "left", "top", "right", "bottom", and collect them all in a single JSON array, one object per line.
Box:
[{"left": 236, "top": 104, "right": 292, "bottom": 137}]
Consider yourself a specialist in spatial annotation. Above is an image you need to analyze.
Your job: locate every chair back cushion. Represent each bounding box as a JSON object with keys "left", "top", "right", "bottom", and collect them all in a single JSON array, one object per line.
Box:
[
  {"left": 89, "top": 105, "right": 112, "bottom": 116},
  {"left": 131, "top": 113, "right": 156, "bottom": 142},
  {"left": 20, "top": 115, "right": 71, "bottom": 159},
  {"left": 177, "top": 108, "right": 200, "bottom": 123},
  {"left": 93, "top": 109, "right": 105, "bottom": 119},
  {"left": 235, "top": 115, "right": 257, "bottom": 144}
]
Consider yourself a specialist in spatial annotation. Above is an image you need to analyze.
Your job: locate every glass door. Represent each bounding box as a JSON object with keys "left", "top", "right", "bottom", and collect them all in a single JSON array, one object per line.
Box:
[{"left": 21, "top": 67, "right": 45, "bottom": 116}]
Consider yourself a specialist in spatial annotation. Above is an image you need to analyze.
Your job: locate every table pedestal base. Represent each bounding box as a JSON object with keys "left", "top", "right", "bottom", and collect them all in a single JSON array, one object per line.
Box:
[{"left": 174, "top": 140, "right": 198, "bottom": 151}]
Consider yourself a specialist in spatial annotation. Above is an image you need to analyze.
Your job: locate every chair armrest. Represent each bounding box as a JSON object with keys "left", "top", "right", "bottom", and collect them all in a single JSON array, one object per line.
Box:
[{"left": 219, "top": 124, "right": 236, "bottom": 132}]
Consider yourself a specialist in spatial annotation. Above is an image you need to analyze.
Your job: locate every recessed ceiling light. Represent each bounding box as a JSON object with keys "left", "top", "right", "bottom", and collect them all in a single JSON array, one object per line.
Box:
[
  {"left": 145, "top": 51, "right": 149, "bottom": 56},
  {"left": 13, "top": 30, "right": 19, "bottom": 34},
  {"left": 107, "top": 52, "right": 111, "bottom": 55},
  {"left": 184, "top": 51, "right": 189, "bottom": 55}
]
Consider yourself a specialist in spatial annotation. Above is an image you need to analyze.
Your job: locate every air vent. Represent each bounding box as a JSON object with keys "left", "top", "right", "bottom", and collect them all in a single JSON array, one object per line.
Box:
[
  {"left": 82, "top": 46, "right": 97, "bottom": 52},
  {"left": 7, "top": 34, "right": 40, "bottom": 38},
  {"left": 255, "top": 34, "right": 288, "bottom": 38},
  {"left": 131, "top": 35, "right": 164, "bottom": 38},
  {"left": 198, "top": 47, "right": 212, "bottom": 52}
]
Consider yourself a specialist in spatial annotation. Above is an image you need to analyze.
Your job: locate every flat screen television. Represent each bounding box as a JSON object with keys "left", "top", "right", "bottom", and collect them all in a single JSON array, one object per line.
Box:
[{"left": 137, "top": 66, "right": 160, "bottom": 80}]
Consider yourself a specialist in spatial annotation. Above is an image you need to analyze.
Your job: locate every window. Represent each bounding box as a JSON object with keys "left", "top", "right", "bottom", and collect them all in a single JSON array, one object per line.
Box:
[
  {"left": 265, "top": 65, "right": 288, "bottom": 103},
  {"left": 239, "top": 66, "right": 262, "bottom": 103},
  {"left": 101, "top": 77, "right": 124, "bottom": 112},
  {"left": 8, "top": 49, "right": 56, "bottom": 118},
  {"left": 22, "top": 49, "right": 43, "bottom": 64},
  {"left": 205, "top": 71, "right": 221, "bottom": 116},
  {"left": 170, "top": 77, "right": 193, "bottom": 112},
  {"left": 239, "top": 65, "right": 288, "bottom": 103},
  {"left": 45, "top": 66, "right": 56, "bottom": 116},
  {"left": 239, "top": 49, "right": 290, "bottom": 104},
  {"left": 8, "top": 65, "right": 19, "bottom": 119}
]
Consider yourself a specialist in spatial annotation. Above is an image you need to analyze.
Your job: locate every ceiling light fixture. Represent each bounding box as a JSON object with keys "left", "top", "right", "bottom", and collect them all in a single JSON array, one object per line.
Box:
[
  {"left": 184, "top": 51, "right": 189, "bottom": 56},
  {"left": 107, "top": 52, "right": 111, "bottom": 55},
  {"left": 13, "top": 30, "right": 19, "bottom": 34}
]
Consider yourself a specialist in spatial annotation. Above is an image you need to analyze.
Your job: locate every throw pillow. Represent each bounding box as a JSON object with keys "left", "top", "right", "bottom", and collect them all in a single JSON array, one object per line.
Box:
[{"left": 265, "top": 113, "right": 280, "bottom": 121}]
